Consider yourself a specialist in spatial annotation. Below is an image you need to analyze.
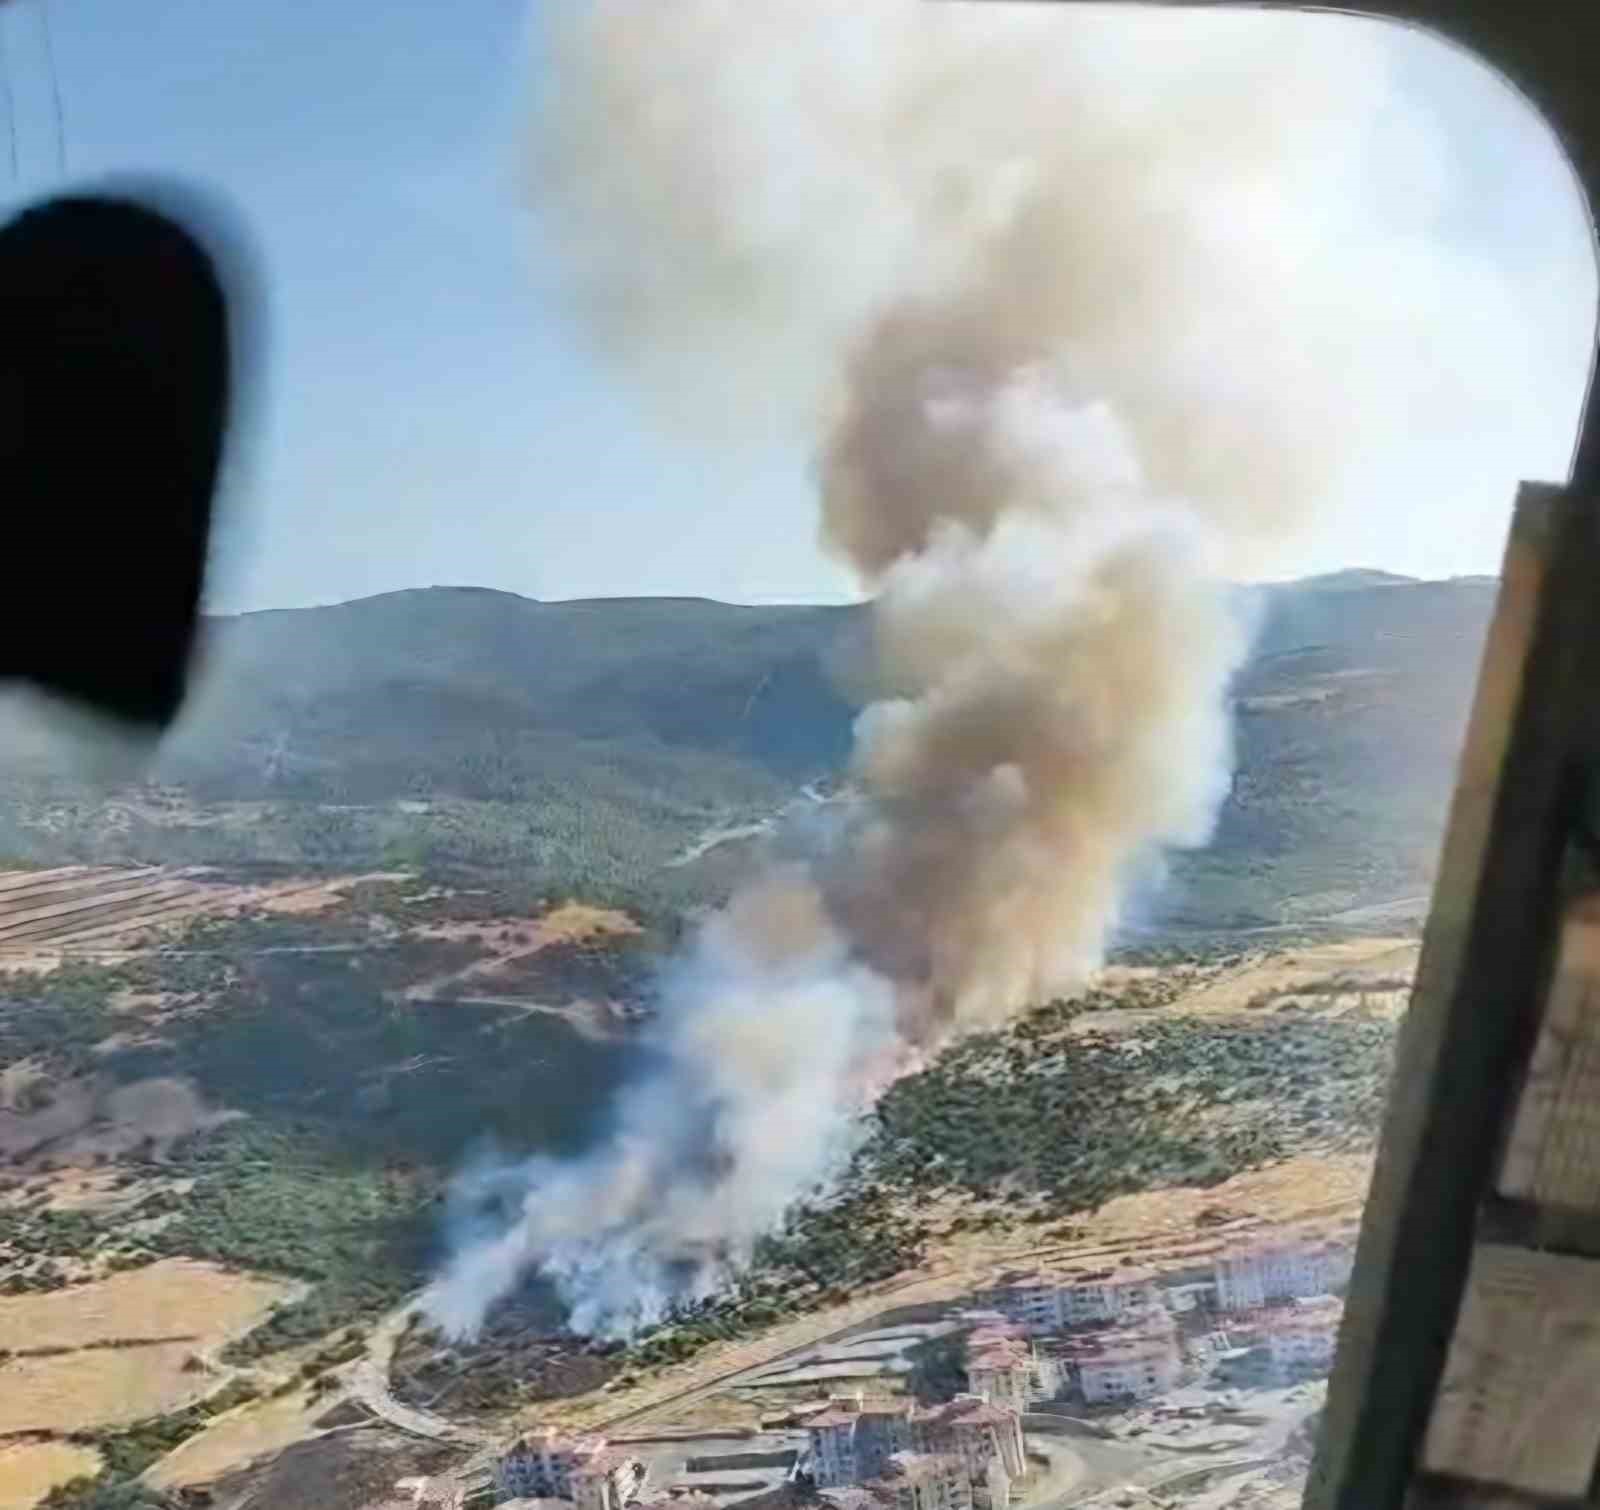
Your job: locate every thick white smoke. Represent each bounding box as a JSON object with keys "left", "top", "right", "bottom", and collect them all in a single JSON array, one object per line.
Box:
[
  {"left": 428, "top": 871, "right": 897, "bottom": 1337},
  {"left": 426, "top": 0, "right": 1561, "bottom": 1336}
]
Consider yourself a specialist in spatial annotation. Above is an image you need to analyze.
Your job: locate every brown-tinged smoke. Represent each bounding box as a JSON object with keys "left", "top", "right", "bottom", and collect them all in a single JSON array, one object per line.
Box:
[{"left": 426, "top": 0, "right": 1560, "bottom": 1337}]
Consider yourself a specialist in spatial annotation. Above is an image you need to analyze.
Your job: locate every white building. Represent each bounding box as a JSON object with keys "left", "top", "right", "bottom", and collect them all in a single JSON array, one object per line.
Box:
[
  {"left": 985, "top": 1266, "right": 1161, "bottom": 1332},
  {"left": 1077, "top": 1340, "right": 1181, "bottom": 1405},
  {"left": 985, "top": 1273, "right": 1064, "bottom": 1332},
  {"left": 1058, "top": 1267, "right": 1161, "bottom": 1327},
  {"left": 808, "top": 1396, "right": 917, "bottom": 1489},
  {"left": 809, "top": 1392, "right": 1025, "bottom": 1510},
  {"left": 1059, "top": 1310, "right": 1181, "bottom": 1405},
  {"left": 1212, "top": 1238, "right": 1353, "bottom": 1313},
  {"left": 496, "top": 1432, "right": 646, "bottom": 1510},
  {"left": 1262, "top": 1297, "right": 1344, "bottom": 1380},
  {"left": 964, "top": 1320, "right": 1064, "bottom": 1407}
]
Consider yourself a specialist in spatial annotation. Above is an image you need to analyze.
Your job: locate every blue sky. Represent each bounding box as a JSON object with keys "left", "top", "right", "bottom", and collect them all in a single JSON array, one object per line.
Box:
[{"left": 0, "top": 0, "right": 1593, "bottom": 611}]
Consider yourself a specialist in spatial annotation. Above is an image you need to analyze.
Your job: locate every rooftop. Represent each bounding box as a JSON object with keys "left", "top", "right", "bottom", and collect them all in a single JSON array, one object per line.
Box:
[
  {"left": 1055, "top": 1319, "right": 1179, "bottom": 1364},
  {"left": 506, "top": 1429, "right": 610, "bottom": 1458},
  {"left": 967, "top": 1346, "right": 1030, "bottom": 1372},
  {"left": 808, "top": 1409, "right": 862, "bottom": 1429},
  {"left": 1217, "top": 1236, "right": 1352, "bottom": 1265},
  {"left": 918, "top": 1396, "right": 1016, "bottom": 1430},
  {"left": 809, "top": 1395, "right": 913, "bottom": 1429},
  {"left": 1060, "top": 1265, "right": 1157, "bottom": 1287}
]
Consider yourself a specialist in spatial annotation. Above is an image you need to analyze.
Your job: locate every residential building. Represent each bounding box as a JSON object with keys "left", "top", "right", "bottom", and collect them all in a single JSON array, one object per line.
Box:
[
  {"left": 496, "top": 1431, "right": 645, "bottom": 1510},
  {"left": 1262, "top": 1297, "right": 1345, "bottom": 1380},
  {"left": 574, "top": 1451, "right": 647, "bottom": 1510},
  {"left": 498, "top": 1431, "right": 599, "bottom": 1501},
  {"left": 965, "top": 1336, "right": 1031, "bottom": 1417},
  {"left": 876, "top": 1453, "right": 975, "bottom": 1510},
  {"left": 808, "top": 1392, "right": 1025, "bottom": 1509},
  {"left": 1212, "top": 1237, "right": 1353, "bottom": 1313},
  {"left": 983, "top": 1266, "right": 1161, "bottom": 1333},
  {"left": 984, "top": 1272, "right": 1064, "bottom": 1332},
  {"left": 1057, "top": 1267, "right": 1161, "bottom": 1326},
  {"left": 822, "top": 1454, "right": 977, "bottom": 1510},
  {"left": 1162, "top": 1281, "right": 1217, "bottom": 1314},
  {"left": 1077, "top": 1340, "right": 1181, "bottom": 1404},
  {"left": 1056, "top": 1310, "right": 1181, "bottom": 1405},
  {"left": 982, "top": 1453, "right": 1013, "bottom": 1510},
  {"left": 808, "top": 1396, "right": 917, "bottom": 1489},
  {"left": 1028, "top": 1349, "right": 1063, "bottom": 1402},
  {"left": 956, "top": 1311, "right": 1026, "bottom": 1337},
  {"left": 915, "top": 1395, "right": 1028, "bottom": 1487}
]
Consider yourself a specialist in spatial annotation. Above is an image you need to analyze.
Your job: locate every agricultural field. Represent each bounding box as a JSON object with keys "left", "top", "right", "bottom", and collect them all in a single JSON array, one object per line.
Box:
[
  {"left": 0, "top": 1260, "right": 292, "bottom": 1434},
  {"left": 0, "top": 1445, "right": 103, "bottom": 1510}
]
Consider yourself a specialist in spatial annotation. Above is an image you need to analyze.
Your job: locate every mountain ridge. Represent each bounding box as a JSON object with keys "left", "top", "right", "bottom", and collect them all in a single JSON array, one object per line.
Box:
[{"left": 0, "top": 571, "right": 1499, "bottom": 932}]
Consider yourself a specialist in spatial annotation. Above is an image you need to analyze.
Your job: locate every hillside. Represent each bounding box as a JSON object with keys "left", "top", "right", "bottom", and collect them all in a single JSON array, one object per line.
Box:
[
  {"left": 0, "top": 570, "right": 1498, "bottom": 1506},
  {"left": 0, "top": 573, "right": 1493, "bottom": 931}
]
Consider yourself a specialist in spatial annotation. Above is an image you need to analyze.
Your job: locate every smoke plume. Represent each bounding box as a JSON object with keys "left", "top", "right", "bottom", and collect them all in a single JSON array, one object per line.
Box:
[{"left": 426, "top": 0, "right": 1557, "bottom": 1336}]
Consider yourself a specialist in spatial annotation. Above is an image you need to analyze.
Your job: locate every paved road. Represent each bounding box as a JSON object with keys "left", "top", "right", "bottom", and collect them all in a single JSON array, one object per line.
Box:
[{"left": 344, "top": 1303, "right": 496, "bottom": 1448}]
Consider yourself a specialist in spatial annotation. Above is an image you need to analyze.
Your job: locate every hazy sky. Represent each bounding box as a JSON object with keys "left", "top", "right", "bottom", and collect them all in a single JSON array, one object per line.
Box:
[{"left": 0, "top": 0, "right": 1593, "bottom": 612}]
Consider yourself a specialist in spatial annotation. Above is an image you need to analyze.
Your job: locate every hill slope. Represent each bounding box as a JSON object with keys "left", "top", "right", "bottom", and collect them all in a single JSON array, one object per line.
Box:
[{"left": 0, "top": 573, "right": 1496, "bottom": 929}]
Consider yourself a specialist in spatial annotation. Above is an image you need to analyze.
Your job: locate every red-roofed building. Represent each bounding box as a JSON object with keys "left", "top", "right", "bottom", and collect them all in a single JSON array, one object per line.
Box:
[
  {"left": 915, "top": 1395, "right": 1027, "bottom": 1490},
  {"left": 965, "top": 1331, "right": 1031, "bottom": 1418},
  {"left": 1053, "top": 1309, "right": 1181, "bottom": 1404}
]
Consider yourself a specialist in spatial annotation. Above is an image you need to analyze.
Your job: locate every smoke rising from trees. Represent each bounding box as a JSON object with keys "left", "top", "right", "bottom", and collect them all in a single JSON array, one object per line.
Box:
[{"left": 425, "top": 0, "right": 1564, "bottom": 1337}]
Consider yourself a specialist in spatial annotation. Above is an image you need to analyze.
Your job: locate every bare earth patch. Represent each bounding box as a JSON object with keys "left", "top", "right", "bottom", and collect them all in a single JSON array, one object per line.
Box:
[
  {"left": 1165, "top": 937, "right": 1418, "bottom": 1019},
  {"left": 1071, "top": 938, "right": 1417, "bottom": 1036},
  {"left": 402, "top": 902, "right": 639, "bottom": 1001},
  {"left": 0, "top": 1440, "right": 102, "bottom": 1509}
]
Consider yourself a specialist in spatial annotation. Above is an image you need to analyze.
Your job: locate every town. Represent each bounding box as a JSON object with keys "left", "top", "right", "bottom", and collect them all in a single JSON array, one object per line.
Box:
[{"left": 363, "top": 1225, "right": 1353, "bottom": 1510}]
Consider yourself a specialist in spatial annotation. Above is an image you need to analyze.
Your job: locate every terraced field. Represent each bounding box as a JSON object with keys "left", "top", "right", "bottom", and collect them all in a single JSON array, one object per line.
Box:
[{"left": 0, "top": 865, "right": 392, "bottom": 965}]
